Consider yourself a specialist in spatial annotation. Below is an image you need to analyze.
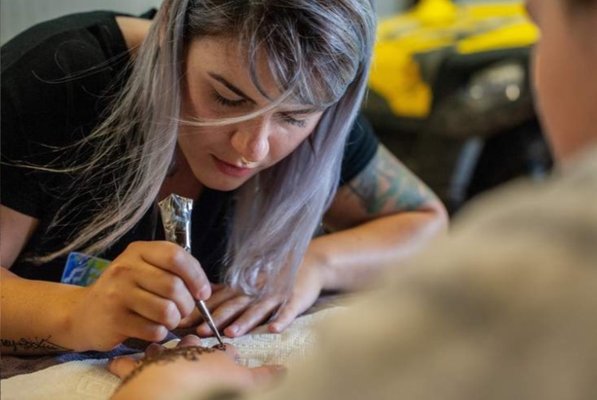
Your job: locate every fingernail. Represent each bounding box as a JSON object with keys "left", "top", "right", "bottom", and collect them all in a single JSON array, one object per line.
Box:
[
  {"left": 227, "top": 326, "right": 238, "bottom": 336},
  {"left": 199, "top": 285, "right": 211, "bottom": 301}
]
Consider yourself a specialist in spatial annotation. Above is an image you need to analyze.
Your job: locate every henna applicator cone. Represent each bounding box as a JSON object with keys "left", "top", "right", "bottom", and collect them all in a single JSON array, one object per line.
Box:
[{"left": 158, "top": 193, "right": 225, "bottom": 347}]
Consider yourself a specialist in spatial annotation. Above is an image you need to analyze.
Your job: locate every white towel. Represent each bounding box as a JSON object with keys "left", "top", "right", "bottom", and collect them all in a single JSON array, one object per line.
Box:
[{"left": 1, "top": 308, "right": 339, "bottom": 400}]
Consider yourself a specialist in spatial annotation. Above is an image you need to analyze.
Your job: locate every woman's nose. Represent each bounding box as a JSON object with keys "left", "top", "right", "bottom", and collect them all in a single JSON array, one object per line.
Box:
[{"left": 231, "top": 117, "right": 271, "bottom": 163}]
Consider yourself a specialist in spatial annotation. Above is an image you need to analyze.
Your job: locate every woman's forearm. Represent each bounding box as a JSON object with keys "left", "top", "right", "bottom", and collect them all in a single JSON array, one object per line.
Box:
[
  {"left": 311, "top": 209, "right": 447, "bottom": 291},
  {"left": 0, "top": 267, "right": 83, "bottom": 354}
]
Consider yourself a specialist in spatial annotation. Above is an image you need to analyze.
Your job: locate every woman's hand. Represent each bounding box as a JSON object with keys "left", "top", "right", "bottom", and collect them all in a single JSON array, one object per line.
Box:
[
  {"left": 191, "top": 257, "right": 325, "bottom": 338},
  {"left": 67, "top": 241, "right": 211, "bottom": 351},
  {"left": 108, "top": 335, "right": 284, "bottom": 400}
]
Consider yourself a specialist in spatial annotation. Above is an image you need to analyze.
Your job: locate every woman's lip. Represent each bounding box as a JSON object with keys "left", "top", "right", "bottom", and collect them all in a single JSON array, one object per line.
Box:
[{"left": 212, "top": 155, "right": 254, "bottom": 178}]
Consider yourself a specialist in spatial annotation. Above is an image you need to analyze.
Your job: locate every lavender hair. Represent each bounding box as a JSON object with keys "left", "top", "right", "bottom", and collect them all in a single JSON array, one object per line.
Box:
[{"left": 39, "top": 0, "right": 376, "bottom": 298}]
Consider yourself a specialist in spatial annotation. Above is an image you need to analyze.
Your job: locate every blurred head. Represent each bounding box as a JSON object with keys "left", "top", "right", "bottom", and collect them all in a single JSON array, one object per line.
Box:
[{"left": 526, "top": 0, "right": 597, "bottom": 164}]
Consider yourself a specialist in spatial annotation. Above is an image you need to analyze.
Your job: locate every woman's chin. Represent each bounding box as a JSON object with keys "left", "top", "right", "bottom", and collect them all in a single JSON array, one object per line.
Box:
[{"left": 201, "top": 176, "right": 251, "bottom": 192}]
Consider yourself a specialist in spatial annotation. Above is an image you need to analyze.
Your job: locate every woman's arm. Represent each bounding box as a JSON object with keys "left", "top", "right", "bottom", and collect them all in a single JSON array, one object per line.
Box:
[
  {"left": 1, "top": 205, "right": 78, "bottom": 354},
  {"left": 315, "top": 144, "right": 448, "bottom": 290},
  {"left": 0, "top": 205, "right": 211, "bottom": 354},
  {"left": 265, "top": 144, "right": 448, "bottom": 330},
  {"left": 1, "top": 267, "right": 84, "bottom": 354}
]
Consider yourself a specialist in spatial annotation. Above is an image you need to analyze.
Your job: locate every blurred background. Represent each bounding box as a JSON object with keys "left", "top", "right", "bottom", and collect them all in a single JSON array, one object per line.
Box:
[
  {"left": 362, "top": 0, "right": 551, "bottom": 215},
  {"left": 0, "top": 0, "right": 401, "bottom": 43},
  {"left": 1, "top": 0, "right": 551, "bottom": 215}
]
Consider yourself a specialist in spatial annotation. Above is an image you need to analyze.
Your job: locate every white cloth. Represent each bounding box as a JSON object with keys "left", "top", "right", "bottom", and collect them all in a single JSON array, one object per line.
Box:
[{"left": 1, "top": 308, "right": 340, "bottom": 400}]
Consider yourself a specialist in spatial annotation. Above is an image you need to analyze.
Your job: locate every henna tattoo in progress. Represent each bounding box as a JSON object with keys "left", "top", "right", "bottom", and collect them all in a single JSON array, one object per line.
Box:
[
  {"left": 0, "top": 336, "right": 71, "bottom": 353},
  {"left": 118, "top": 344, "right": 226, "bottom": 389}
]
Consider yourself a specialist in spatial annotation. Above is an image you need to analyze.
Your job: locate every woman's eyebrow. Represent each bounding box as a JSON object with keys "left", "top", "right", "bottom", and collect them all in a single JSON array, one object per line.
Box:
[{"left": 208, "top": 72, "right": 256, "bottom": 103}]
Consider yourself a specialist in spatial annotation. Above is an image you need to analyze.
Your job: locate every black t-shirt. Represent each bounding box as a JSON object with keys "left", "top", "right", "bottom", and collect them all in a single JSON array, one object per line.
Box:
[{"left": 1, "top": 11, "right": 378, "bottom": 283}]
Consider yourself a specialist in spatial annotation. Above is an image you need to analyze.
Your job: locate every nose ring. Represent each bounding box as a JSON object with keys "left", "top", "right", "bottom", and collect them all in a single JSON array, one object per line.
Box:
[{"left": 240, "top": 157, "right": 251, "bottom": 167}]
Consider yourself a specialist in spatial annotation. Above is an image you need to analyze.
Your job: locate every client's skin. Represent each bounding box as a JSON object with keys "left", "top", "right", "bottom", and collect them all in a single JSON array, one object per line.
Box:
[{"left": 111, "top": 336, "right": 281, "bottom": 399}]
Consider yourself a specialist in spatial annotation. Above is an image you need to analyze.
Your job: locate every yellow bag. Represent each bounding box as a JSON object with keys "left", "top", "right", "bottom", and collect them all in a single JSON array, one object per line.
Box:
[{"left": 366, "top": 0, "right": 538, "bottom": 138}]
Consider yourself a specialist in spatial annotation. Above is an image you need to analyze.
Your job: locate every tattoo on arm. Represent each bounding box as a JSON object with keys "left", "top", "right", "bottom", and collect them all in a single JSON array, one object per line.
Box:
[
  {"left": 1, "top": 336, "right": 71, "bottom": 353},
  {"left": 348, "top": 146, "right": 430, "bottom": 215}
]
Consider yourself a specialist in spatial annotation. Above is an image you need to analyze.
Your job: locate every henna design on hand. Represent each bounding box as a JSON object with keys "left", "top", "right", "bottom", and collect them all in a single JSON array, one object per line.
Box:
[{"left": 118, "top": 344, "right": 227, "bottom": 389}]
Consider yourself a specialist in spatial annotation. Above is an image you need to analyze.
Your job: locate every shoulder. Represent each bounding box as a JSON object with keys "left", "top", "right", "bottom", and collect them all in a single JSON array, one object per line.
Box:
[
  {"left": 345, "top": 114, "right": 378, "bottom": 148},
  {"left": 340, "top": 114, "right": 379, "bottom": 183},
  {"left": 1, "top": 11, "right": 132, "bottom": 147},
  {"left": 1, "top": 10, "right": 130, "bottom": 103},
  {"left": 2, "top": 11, "right": 128, "bottom": 76},
  {"left": 115, "top": 16, "right": 151, "bottom": 55}
]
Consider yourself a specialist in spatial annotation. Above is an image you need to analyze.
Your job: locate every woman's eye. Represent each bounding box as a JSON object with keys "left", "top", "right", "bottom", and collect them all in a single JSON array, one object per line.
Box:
[
  {"left": 212, "top": 91, "right": 247, "bottom": 107},
  {"left": 280, "top": 113, "right": 307, "bottom": 128}
]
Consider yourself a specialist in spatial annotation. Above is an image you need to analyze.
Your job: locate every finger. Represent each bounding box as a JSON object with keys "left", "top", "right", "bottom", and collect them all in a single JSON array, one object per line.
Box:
[
  {"left": 211, "top": 283, "right": 226, "bottom": 291},
  {"left": 177, "top": 308, "right": 201, "bottom": 328},
  {"left": 223, "top": 298, "right": 281, "bottom": 337},
  {"left": 177, "top": 285, "right": 231, "bottom": 327},
  {"left": 131, "top": 241, "right": 211, "bottom": 300},
  {"left": 123, "top": 286, "right": 182, "bottom": 330},
  {"left": 196, "top": 295, "right": 253, "bottom": 337},
  {"left": 204, "top": 285, "right": 241, "bottom": 311},
  {"left": 178, "top": 334, "right": 203, "bottom": 347},
  {"left": 108, "top": 356, "right": 138, "bottom": 379},
  {"left": 134, "top": 265, "right": 196, "bottom": 318},
  {"left": 145, "top": 342, "right": 164, "bottom": 358},
  {"left": 115, "top": 311, "right": 169, "bottom": 343},
  {"left": 268, "top": 300, "right": 302, "bottom": 333}
]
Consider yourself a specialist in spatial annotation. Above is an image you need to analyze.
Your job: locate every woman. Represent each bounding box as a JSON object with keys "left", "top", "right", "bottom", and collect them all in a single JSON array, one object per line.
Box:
[
  {"left": 0, "top": 0, "right": 447, "bottom": 353},
  {"left": 108, "top": 0, "right": 597, "bottom": 398}
]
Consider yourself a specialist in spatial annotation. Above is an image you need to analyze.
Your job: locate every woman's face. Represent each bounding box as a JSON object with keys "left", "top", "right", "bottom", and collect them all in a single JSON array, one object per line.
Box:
[
  {"left": 178, "top": 36, "right": 323, "bottom": 191},
  {"left": 526, "top": 0, "right": 597, "bottom": 164}
]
